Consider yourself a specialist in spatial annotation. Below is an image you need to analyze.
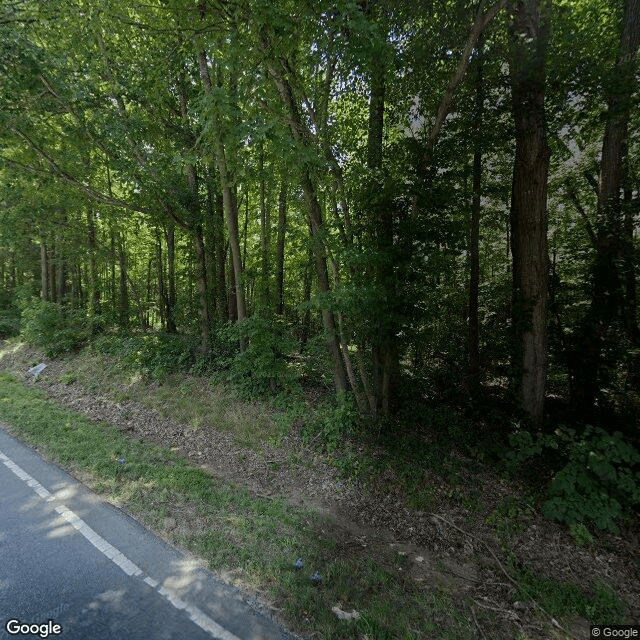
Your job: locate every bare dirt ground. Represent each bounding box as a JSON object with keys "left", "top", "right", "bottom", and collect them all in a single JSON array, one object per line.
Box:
[{"left": 3, "top": 345, "right": 639, "bottom": 639}]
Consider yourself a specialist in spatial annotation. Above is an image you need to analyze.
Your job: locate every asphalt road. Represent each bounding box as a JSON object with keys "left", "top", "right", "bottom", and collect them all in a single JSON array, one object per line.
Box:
[{"left": 0, "top": 426, "right": 293, "bottom": 640}]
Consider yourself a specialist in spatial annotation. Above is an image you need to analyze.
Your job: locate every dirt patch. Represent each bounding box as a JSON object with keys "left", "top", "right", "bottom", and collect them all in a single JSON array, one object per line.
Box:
[{"left": 3, "top": 345, "right": 639, "bottom": 638}]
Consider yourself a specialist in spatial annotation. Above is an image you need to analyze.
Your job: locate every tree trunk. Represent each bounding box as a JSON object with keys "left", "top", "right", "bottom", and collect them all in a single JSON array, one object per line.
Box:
[
  {"left": 573, "top": 0, "right": 640, "bottom": 411},
  {"left": 367, "top": 45, "right": 397, "bottom": 416},
  {"left": 40, "top": 235, "right": 49, "bottom": 301},
  {"left": 214, "top": 191, "right": 228, "bottom": 321},
  {"left": 165, "top": 220, "right": 177, "bottom": 333},
  {"left": 228, "top": 248, "right": 238, "bottom": 322},
  {"left": 596, "top": 0, "right": 640, "bottom": 331},
  {"left": 265, "top": 55, "right": 348, "bottom": 394},
  {"left": 259, "top": 143, "right": 272, "bottom": 311},
  {"left": 87, "top": 202, "right": 100, "bottom": 315},
  {"left": 48, "top": 239, "right": 57, "bottom": 303},
  {"left": 56, "top": 245, "right": 66, "bottom": 303},
  {"left": 509, "top": 0, "right": 550, "bottom": 426},
  {"left": 192, "top": 226, "right": 210, "bottom": 351},
  {"left": 197, "top": 49, "right": 247, "bottom": 325},
  {"left": 276, "top": 171, "right": 288, "bottom": 316},
  {"left": 300, "top": 253, "right": 312, "bottom": 350},
  {"left": 300, "top": 167, "right": 349, "bottom": 394},
  {"left": 179, "top": 79, "right": 212, "bottom": 349},
  {"left": 624, "top": 189, "right": 639, "bottom": 342},
  {"left": 110, "top": 230, "right": 117, "bottom": 310},
  {"left": 468, "top": 42, "right": 484, "bottom": 392},
  {"left": 118, "top": 233, "right": 129, "bottom": 328},
  {"left": 156, "top": 227, "right": 167, "bottom": 330}
]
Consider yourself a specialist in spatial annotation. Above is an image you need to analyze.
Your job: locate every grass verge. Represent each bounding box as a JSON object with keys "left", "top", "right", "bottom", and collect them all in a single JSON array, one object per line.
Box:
[{"left": 0, "top": 371, "right": 480, "bottom": 640}]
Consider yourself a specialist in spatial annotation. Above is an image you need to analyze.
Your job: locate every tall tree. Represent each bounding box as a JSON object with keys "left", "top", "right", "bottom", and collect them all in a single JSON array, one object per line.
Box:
[{"left": 508, "top": 0, "right": 551, "bottom": 425}]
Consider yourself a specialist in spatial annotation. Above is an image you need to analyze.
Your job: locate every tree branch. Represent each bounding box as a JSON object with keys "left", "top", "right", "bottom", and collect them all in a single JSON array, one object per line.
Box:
[
  {"left": 566, "top": 184, "right": 597, "bottom": 248},
  {"left": 4, "top": 131, "right": 153, "bottom": 216},
  {"left": 427, "top": 0, "right": 508, "bottom": 148}
]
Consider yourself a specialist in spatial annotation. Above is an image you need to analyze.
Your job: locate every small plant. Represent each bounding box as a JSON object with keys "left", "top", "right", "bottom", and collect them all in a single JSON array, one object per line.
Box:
[
  {"left": 569, "top": 523, "right": 594, "bottom": 547},
  {"left": 59, "top": 372, "right": 77, "bottom": 385},
  {"left": 0, "top": 311, "right": 20, "bottom": 339},
  {"left": 542, "top": 426, "right": 640, "bottom": 533},
  {"left": 301, "top": 396, "right": 359, "bottom": 453},
  {"left": 506, "top": 424, "right": 640, "bottom": 533},
  {"left": 216, "top": 316, "right": 300, "bottom": 397},
  {"left": 20, "top": 299, "right": 92, "bottom": 357},
  {"left": 91, "top": 333, "right": 197, "bottom": 381}
]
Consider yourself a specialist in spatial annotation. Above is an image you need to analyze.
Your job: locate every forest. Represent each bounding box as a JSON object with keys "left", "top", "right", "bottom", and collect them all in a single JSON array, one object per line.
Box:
[{"left": 0, "top": 0, "right": 639, "bottom": 636}]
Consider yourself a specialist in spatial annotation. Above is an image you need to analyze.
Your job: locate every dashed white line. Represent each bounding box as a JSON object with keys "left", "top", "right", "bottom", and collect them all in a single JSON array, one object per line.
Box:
[{"left": 0, "top": 448, "right": 243, "bottom": 640}]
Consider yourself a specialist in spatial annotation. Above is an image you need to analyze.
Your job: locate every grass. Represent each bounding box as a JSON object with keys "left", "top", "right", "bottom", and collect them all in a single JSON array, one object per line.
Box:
[
  {"left": 0, "top": 339, "right": 632, "bottom": 638},
  {"left": 0, "top": 371, "right": 481, "bottom": 640},
  {"left": 57, "top": 348, "right": 286, "bottom": 449}
]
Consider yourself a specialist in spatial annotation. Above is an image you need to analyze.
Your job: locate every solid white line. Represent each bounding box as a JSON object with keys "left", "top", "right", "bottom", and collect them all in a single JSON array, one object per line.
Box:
[{"left": 0, "top": 448, "right": 242, "bottom": 639}]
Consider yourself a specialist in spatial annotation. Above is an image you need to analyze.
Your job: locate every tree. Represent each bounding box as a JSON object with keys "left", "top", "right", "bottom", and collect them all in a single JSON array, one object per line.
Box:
[{"left": 508, "top": 0, "right": 551, "bottom": 426}]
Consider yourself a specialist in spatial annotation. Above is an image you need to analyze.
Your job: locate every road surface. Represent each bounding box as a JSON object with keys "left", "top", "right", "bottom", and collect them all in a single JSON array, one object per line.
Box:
[{"left": 0, "top": 426, "right": 294, "bottom": 640}]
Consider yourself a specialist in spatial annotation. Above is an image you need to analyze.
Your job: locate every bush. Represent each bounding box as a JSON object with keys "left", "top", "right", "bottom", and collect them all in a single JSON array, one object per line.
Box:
[
  {"left": 300, "top": 397, "right": 359, "bottom": 453},
  {"left": 91, "top": 333, "right": 198, "bottom": 381},
  {"left": 0, "top": 311, "right": 20, "bottom": 339},
  {"left": 505, "top": 425, "right": 640, "bottom": 533},
  {"left": 542, "top": 426, "right": 640, "bottom": 533},
  {"left": 216, "top": 316, "right": 300, "bottom": 397},
  {"left": 20, "top": 299, "right": 92, "bottom": 357}
]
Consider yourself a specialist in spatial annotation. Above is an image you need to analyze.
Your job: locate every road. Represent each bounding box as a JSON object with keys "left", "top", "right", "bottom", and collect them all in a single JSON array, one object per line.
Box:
[{"left": 0, "top": 426, "right": 293, "bottom": 640}]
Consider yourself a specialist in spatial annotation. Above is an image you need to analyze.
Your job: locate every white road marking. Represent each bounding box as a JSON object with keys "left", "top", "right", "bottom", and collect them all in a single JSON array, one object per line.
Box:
[{"left": 0, "top": 448, "right": 244, "bottom": 640}]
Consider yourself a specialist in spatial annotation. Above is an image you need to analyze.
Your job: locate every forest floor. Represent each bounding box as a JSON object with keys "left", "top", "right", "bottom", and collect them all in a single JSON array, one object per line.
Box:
[{"left": 0, "top": 340, "right": 638, "bottom": 640}]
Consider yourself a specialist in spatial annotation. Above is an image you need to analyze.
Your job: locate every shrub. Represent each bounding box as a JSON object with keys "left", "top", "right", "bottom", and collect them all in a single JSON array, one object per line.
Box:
[
  {"left": 505, "top": 425, "right": 640, "bottom": 533},
  {"left": 20, "top": 299, "right": 91, "bottom": 357},
  {"left": 216, "top": 316, "right": 300, "bottom": 397},
  {"left": 300, "top": 396, "right": 359, "bottom": 453},
  {"left": 542, "top": 426, "right": 640, "bottom": 533},
  {"left": 0, "top": 311, "right": 20, "bottom": 339},
  {"left": 91, "top": 333, "right": 198, "bottom": 381}
]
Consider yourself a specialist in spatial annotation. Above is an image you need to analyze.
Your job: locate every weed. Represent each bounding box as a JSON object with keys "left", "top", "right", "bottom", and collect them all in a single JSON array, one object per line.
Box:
[
  {"left": 514, "top": 567, "right": 629, "bottom": 625},
  {"left": 0, "top": 372, "right": 480, "bottom": 640},
  {"left": 59, "top": 372, "right": 77, "bottom": 385}
]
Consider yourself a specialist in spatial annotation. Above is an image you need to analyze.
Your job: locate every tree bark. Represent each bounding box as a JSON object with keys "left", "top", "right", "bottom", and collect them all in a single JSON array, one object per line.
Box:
[
  {"left": 508, "top": 0, "right": 551, "bottom": 426},
  {"left": 192, "top": 225, "right": 210, "bottom": 351},
  {"left": 623, "top": 189, "right": 639, "bottom": 342},
  {"left": 86, "top": 202, "right": 100, "bottom": 315},
  {"left": 48, "top": 239, "right": 57, "bottom": 303},
  {"left": 39, "top": 235, "right": 49, "bottom": 301},
  {"left": 275, "top": 171, "right": 288, "bottom": 316},
  {"left": 595, "top": 0, "right": 640, "bottom": 332},
  {"left": 118, "top": 232, "right": 129, "bottom": 328},
  {"left": 573, "top": 0, "right": 640, "bottom": 411},
  {"left": 367, "top": 41, "right": 397, "bottom": 416},
  {"left": 197, "top": 49, "right": 247, "bottom": 325},
  {"left": 214, "top": 191, "right": 228, "bottom": 321},
  {"left": 165, "top": 219, "right": 177, "bottom": 333},
  {"left": 156, "top": 227, "right": 167, "bottom": 330},
  {"left": 259, "top": 142, "right": 271, "bottom": 311},
  {"left": 265, "top": 53, "right": 348, "bottom": 394},
  {"left": 468, "top": 42, "right": 484, "bottom": 392}
]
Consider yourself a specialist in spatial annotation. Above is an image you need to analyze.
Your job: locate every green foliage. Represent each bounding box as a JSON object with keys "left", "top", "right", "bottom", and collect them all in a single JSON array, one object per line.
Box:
[
  {"left": 506, "top": 425, "right": 640, "bottom": 533},
  {"left": 20, "top": 299, "right": 92, "bottom": 357},
  {"left": 91, "top": 333, "right": 197, "bottom": 382},
  {"left": 515, "top": 568, "right": 629, "bottom": 625},
  {"left": 542, "top": 427, "right": 640, "bottom": 533},
  {"left": 216, "top": 316, "right": 300, "bottom": 397},
  {"left": 300, "top": 396, "right": 359, "bottom": 453},
  {"left": 569, "top": 522, "right": 595, "bottom": 547},
  {"left": 0, "top": 310, "right": 20, "bottom": 338}
]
